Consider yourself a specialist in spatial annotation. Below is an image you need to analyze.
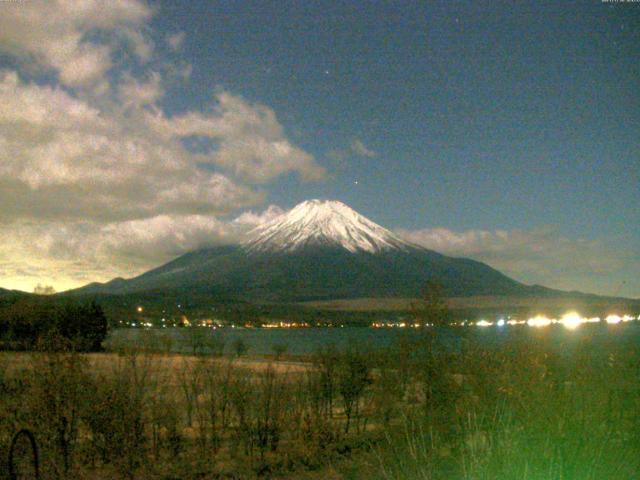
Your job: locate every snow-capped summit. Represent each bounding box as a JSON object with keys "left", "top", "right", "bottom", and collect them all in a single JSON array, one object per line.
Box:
[{"left": 243, "top": 199, "right": 412, "bottom": 253}]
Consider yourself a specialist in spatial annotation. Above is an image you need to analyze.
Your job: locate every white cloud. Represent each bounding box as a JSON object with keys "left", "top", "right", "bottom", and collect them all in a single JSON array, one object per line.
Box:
[
  {"left": 351, "top": 139, "right": 377, "bottom": 158},
  {"left": 123, "top": 29, "right": 155, "bottom": 63},
  {"left": 166, "top": 32, "right": 186, "bottom": 51},
  {"left": 0, "top": 71, "right": 262, "bottom": 223},
  {"left": 146, "top": 91, "right": 326, "bottom": 183},
  {"left": 46, "top": 215, "right": 240, "bottom": 265},
  {"left": 0, "top": 205, "right": 283, "bottom": 291},
  {"left": 232, "top": 205, "right": 285, "bottom": 228},
  {"left": 0, "top": 69, "right": 319, "bottom": 289},
  {"left": 397, "top": 226, "right": 638, "bottom": 297},
  {"left": 328, "top": 138, "right": 377, "bottom": 162},
  {"left": 177, "top": 63, "right": 193, "bottom": 81},
  {"left": 118, "top": 71, "right": 163, "bottom": 108},
  {"left": 0, "top": 2, "right": 325, "bottom": 292},
  {"left": 0, "top": 0, "right": 152, "bottom": 87}
]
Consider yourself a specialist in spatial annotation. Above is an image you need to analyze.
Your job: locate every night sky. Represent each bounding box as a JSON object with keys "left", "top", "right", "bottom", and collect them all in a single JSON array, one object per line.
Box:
[{"left": 0, "top": 1, "right": 638, "bottom": 297}]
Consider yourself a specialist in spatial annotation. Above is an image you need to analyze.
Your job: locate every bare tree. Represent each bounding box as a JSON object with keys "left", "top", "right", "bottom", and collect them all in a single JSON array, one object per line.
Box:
[{"left": 410, "top": 281, "right": 451, "bottom": 327}]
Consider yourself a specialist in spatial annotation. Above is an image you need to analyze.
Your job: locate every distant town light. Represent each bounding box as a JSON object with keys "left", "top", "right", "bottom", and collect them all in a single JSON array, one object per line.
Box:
[
  {"left": 136, "top": 306, "right": 143, "bottom": 313},
  {"left": 476, "top": 320, "right": 493, "bottom": 327},
  {"left": 606, "top": 314, "right": 622, "bottom": 324},
  {"left": 527, "top": 315, "right": 552, "bottom": 327},
  {"left": 496, "top": 319, "right": 505, "bottom": 327},
  {"left": 559, "top": 312, "right": 582, "bottom": 330}
]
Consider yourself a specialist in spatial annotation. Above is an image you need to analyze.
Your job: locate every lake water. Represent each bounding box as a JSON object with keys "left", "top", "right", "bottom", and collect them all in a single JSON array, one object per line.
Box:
[{"left": 105, "top": 323, "right": 640, "bottom": 356}]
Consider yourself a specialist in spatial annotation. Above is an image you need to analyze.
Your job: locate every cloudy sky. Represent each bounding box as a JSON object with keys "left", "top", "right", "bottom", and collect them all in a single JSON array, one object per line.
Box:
[{"left": 0, "top": 1, "right": 638, "bottom": 297}]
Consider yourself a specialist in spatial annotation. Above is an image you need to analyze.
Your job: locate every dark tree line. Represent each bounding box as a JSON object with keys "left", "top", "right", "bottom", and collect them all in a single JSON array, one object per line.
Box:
[{"left": 0, "top": 297, "right": 108, "bottom": 351}]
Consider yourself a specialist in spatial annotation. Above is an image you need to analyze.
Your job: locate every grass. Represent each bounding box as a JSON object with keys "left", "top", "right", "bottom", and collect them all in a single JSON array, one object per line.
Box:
[
  {"left": 1, "top": 325, "right": 639, "bottom": 479},
  {"left": 373, "top": 330, "right": 640, "bottom": 480}
]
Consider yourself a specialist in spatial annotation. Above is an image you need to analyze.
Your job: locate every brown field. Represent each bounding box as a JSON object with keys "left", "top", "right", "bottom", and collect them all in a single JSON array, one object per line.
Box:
[
  {"left": 2, "top": 328, "right": 640, "bottom": 479},
  {"left": 0, "top": 348, "right": 381, "bottom": 479},
  {"left": 2, "top": 351, "right": 311, "bottom": 377}
]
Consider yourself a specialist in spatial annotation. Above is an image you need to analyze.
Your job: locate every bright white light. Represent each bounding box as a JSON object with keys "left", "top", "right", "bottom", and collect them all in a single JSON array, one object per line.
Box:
[
  {"left": 560, "top": 312, "right": 583, "bottom": 330},
  {"left": 496, "top": 319, "right": 505, "bottom": 327},
  {"left": 476, "top": 319, "right": 493, "bottom": 327},
  {"left": 622, "top": 315, "right": 634, "bottom": 322},
  {"left": 527, "top": 315, "right": 552, "bottom": 327},
  {"left": 606, "top": 314, "right": 622, "bottom": 324}
]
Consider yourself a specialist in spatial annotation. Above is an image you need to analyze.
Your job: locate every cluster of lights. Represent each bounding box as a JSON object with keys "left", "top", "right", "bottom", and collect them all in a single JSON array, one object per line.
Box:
[
  {"left": 473, "top": 312, "right": 638, "bottom": 329},
  {"left": 128, "top": 304, "right": 637, "bottom": 330},
  {"left": 126, "top": 321, "right": 153, "bottom": 328},
  {"left": 262, "top": 321, "right": 310, "bottom": 328},
  {"left": 605, "top": 314, "right": 635, "bottom": 324},
  {"left": 370, "top": 313, "right": 638, "bottom": 330},
  {"left": 371, "top": 321, "right": 425, "bottom": 328},
  {"left": 193, "top": 319, "right": 223, "bottom": 328}
]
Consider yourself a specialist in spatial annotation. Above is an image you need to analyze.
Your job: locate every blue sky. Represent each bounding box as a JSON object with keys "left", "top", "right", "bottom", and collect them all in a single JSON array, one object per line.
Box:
[
  {"left": 155, "top": 1, "right": 639, "bottom": 232},
  {"left": 0, "top": 1, "right": 638, "bottom": 297}
]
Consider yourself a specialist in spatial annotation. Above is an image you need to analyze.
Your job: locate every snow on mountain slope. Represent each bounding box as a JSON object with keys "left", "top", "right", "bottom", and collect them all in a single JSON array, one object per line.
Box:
[{"left": 243, "top": 199, "right": 413, "bottom": 253}]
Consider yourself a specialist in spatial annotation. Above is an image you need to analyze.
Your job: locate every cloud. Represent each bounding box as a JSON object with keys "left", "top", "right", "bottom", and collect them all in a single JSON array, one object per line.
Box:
[
  {"left": 232, "top": 205, "right": 285, "bottom": 228},
  {"left": 328, "top": 138, "right": 377, "bottom": 162},
  {"left": 118, "top": 71, "right": 164, "bottom": 108},
  {"left": 122, "top": 29, "right": 155, "bottom": 63},
  {"left": 0, "top": 2, "right": 324, "bottom": 292},
  {"left": 0, "top": 71, "right": 263, "bottom": 223},
  {"left": 166, "top": 32, "right": 186, "bottom": 51},
  {"left": 0, "top": 0, "right": 152, "bottom": 87},
  {"left": 178, "top": 64, "right": 193, "bottom": 80},
  {"left": 397, "top": 226, "right": 638, "bottom": 297},
  {"left": 0, "top": 205, "right": 283, "bottom": 291},
  {"left": 46, "top": 215, "right": 240, "bottom": 265},
  {"left": 146, "top": 91, "right": 326, "bottom": 183},
  {"left": 350, "top": 139, "right": 377, "bottom": 158}
]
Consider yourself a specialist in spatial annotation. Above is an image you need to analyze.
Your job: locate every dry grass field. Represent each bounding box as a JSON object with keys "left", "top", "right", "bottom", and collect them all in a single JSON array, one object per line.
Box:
[{"left": 1, "top": 326, "right": 639, "bottom": 479}]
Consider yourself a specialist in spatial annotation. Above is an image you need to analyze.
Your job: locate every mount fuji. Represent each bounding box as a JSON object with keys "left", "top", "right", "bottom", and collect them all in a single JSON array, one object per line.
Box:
[
  {"left": 244, "top": 200, "right": 413, "bottom": 254},
  {"left": 70, "top": 200, "right": 536, "bottom": 301}
]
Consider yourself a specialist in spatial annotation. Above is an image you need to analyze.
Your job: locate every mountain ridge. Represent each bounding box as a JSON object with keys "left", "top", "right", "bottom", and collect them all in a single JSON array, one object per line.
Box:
[{"left": 65, "top": 199, "right": 618, "bottom": 304}]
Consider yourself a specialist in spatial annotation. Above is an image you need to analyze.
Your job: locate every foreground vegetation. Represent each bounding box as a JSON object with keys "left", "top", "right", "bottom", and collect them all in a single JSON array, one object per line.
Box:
[
  {"left": 0, "top": 297, "right": 108, "bottom": 351},
  {"left": 0, "top": 325, "right": 639, "bottom": 479}
]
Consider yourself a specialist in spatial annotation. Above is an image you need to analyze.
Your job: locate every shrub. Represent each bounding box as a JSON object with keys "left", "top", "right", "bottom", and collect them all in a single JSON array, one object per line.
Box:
[
  {"left": 233, "top": 338, "right": 249, "bottom": 357},
  {"left": 0, "top": 299, "right": 108, "bottom": 351}
]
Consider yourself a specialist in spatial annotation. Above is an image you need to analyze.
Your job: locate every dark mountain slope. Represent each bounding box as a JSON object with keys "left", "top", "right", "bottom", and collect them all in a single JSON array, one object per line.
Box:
[
  {"left": 67, "top": 200, "right": 579, "bottom": 303},
  {"left": 70, "top": 243, "right": 531, "bottom": 302}
]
